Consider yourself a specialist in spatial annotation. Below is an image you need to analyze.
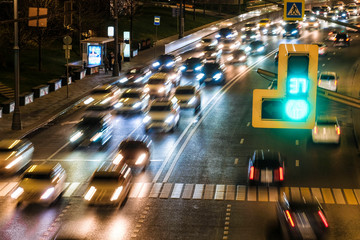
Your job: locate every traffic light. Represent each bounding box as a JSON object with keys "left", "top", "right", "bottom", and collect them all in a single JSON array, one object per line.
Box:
[{"left": 252, "top": 44, "right": 318, "bottom": 129}]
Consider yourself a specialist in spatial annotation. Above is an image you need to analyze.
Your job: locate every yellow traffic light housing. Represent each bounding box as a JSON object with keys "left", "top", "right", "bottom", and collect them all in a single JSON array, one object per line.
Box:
[{"left": 252, "top": 44, "right": 318, "bottom": 129}]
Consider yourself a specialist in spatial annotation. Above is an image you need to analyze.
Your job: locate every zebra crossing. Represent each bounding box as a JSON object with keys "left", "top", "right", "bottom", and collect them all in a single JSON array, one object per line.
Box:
[{"left": 1, "top": 181, "right": 360, "bottom": 205}]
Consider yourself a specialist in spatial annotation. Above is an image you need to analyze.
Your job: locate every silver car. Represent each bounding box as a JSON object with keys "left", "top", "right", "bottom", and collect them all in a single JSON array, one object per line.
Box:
[{"left": 0, "top": 139, "right": 34, "bottom": 174}]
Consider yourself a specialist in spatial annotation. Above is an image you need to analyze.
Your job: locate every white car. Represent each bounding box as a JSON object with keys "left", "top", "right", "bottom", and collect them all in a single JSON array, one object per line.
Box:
[
  {"left": 11, "top": 163, "right": 67, "bottom": 206},
  {"left": 143, "top": 98, "right": 180, "bottom": 133},
  {"left": 312, "top": 116, "right": 340, "bottom": 144},
  {"left": 114, "top": 89, "right": 150, "bottom": 113},
  {"left": 347, "top": 6, "right": 359, "bottom": 15},
  {"left": 83, "top": 162, "right": 132, "bottom": 207},
  {"left": 318, "top": 71, "right": 338, "bottom": 92},
  {"left": 174, "top": 85, "right": 201, "bottom": 113},
  {"left": 196, "top": 38, "right": 218, "bottom": 49},
  {"left": 83, "top": 84, "right": 121, "bottom": 110},
  {"left": 0, "top": 139, "right": 34, "bottom": 174},
  {"left": 144, "top": 73, "right": 173, "bottom": 98},
  {"left": 218, "top": 39, "right": 241, "bottom": 53}
]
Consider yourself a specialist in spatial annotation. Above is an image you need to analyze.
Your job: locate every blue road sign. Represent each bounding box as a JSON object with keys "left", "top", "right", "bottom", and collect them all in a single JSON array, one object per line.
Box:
[
  {"left": 154, "top": 16, "right": 160, "bottom": 26},
  {"left": 284, "top": 0, "right": 304, "bottom": 21}
]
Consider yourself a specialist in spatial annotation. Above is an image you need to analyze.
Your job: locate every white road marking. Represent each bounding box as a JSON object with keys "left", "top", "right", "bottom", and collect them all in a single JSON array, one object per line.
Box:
[
  {"left": 214, "top": 185, "right": 225, "bottom": 200},
  {"left": 46, "top": 142, "right": 70, "bottom": 160},
  {"left": 129, "top": 183, "right": 144, "bottom": 198},
  {"left": 192, "top": 184, "right": 204, "bottom": 199},
  {"left": 149, "top": 183, "right": 162, "bottom": 198},
  {"left": 0, "top": 182, "right": 17, "bottom": 197},
  {"left": 170, "top": 183, "right": 183, "bottom": 199},
  {"left": 295, "top": 140, "right": 299, "bottom": 145},
  {"left": 63, "top": 182, "right": 80, "bottom": 197},
  {"left": 150, "top": 159, "right": 163, "bottom": 162},
  {"left": 182, "top": 184, "right": 194, "bottom": 199},
  {"left": 246, "top": 122, "right": 251, "bottom": 127},
  {"left": 236, "top": 185, "right": 246, "bottom": 201},
  {"left": 296, "top": 160, "right": 300, "bottom": 167},
  {"left": 234, "top": 158, "right": 239, "bottom": 165},
  {"left": 240, "top": 138, "right": 244, "bottom": 144}
]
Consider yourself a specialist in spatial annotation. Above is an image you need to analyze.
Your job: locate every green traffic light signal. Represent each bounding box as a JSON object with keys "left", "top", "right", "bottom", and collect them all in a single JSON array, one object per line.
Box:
[{"left": 285, "top": 99, "right": 309, "bottom": 120}]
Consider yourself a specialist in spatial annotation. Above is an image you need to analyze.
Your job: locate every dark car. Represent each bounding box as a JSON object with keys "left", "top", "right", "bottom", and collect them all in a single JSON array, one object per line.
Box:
[
  {"left": 215, "top": 27, "right": 238, "bottom": 40},
  {"left": 69, "top": 113, "right": 112, "bottom": 148},
  {"left": 227, "top": 49, "right": 247, "bottom": 64},
  {"left": 151, "top": 54, "right": 181, "bottom": 71},
  {"left": 319, "top": 6, "right": 330, "bottom": 16},
  {"left": 333, "top": 33, "right": 350, "bottom": 46},
  {"left": 267, "top": 24, "right": 282, "bottom": 35},
  {"left": 283, "top": 22, "right": 301, "bottom": 38},
  {"left": 312, "top": 6, "right": 322, "bottom": 15},
  {"left": 118, "top": 67, "right": 151, "bottom": 88},
  {"left": 247, "top": 149, "right": 285, "bottom": 185},
  {"left": 241, "top": 30, "right": 259, "bottom": 42},
  {"left": 201, "top": 62, "right": 226, "bottom": 85},
  {"left": 180, "top": 57, "right": 204, "bottom": 77},
  {"left": 338, "top": 10, "right": 350, "bottom": 19},
  {"left": 114, "top": 137, "right": 151, "bottom": 173},
  {"left": 277, "top": 194, "right": 329, "bottom": 240},
  {"left": 245, "top": 40, "right": 266, "bottom": 55}
]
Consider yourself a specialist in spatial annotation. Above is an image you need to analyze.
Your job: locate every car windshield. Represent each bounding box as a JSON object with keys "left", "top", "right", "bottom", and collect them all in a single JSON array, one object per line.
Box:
[
  {"left": 148, "top": 78, "right": 165, "bottom": 84},
  {"left": 91, "top": 89, "right": 111, "bottom": 94},
  {"left": 317, "top": 119, "right": 337, "bottom": 125},
  {"left": 23, "top": 172, "right": 51, "bottom": 180},
  {"left": 202, "top": 39, "right": 211, "bottom": 43},
  {"left": 158, "top": 55, "right": 173, "bottom": 63},
  {"left": 204, "top": 46, "right": 216, "bottom": 51},
  {"left": 250, "top": 42, "right": 263, "bottom": 48},
  {"left": 219, "top": 28, "right": 231, "bottom": 35},
  {"left": 150, "top": 105, "right": 171, "bottom": 111},
  {"left": 260, "top": 19, "right": 268, "bottom": 23},
  {"left": 223, "top": 40, "right": 235, "bottom": 44},
  {"left": 245, "top": 23, "right": 255, "bottom": 28},
  {"left": 92, "top": 174, "right": 119, "bottom": 181},
  {"left": 320, "top": 74, "right": 335, "bottom": 80},
  {"left": 336, "top": 33, "right": 347, "bottom": 38},
  {"left": 121, "top": 92, "right": 140, "bottom": 98},
  {"left": 285, "top": 24, "right": 297, "bottom": 31},
  {"left": 175, "top": 88, "right": 194, "bottom": 94},
  {"left": 348, "top": 6, "right": 357, "bottom": 9},
  {"left": 203, "top": 63, "right": 219, "bottom": 72}
]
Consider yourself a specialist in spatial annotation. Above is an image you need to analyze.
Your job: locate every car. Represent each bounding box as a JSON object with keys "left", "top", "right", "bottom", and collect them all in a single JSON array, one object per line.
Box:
[
  {"left": 114, "top": 137, "right": 151, "bottom": 172},
  {"left": 114, "top": 89, "right": 150, "bottom": 113},
  {"left": 303, "top": 17, "right": 320, "bottom": 29},
  {"left": 215, "top": 27, "right": 238, "bottom": 40},
  {"left": 312, "top": 42, "right": 327, "bottom": 55},
  {"left": 247, "top": 149, "right": 285, "bottom": 186},
  {"left": 218, "top": 39, "right": 241, "bottom": 53},
  {"left": 158, "top": 66, "right": 181, "bottom": 87},
  {"left": 201, "top": 62, "right": 226, "bottom": 85},
  {"left": 241, "top": 21, "right": 258, "bottom": 31},
  {"left": 180, "top": 57, "right": 204, "bottom": 78},
  {"left": 274, "top": 51, "right": 279, "bottom": 64},
  {"left": 11, "top": 163, "right": 67, "bottom": 206},
  {"left": 333, "top": 33, "right": 350, "bottom": 46},
  {"left": 241, "top": 30, "right": 260, "bottom": 42},
  {"left": 144, "top": 72, "right": 173, "bottom": 98},
  {"left": 196, "top": 38, "right": 218, "bottom": 49},
  {"left": 226, "top": 49, "right": 247, "bottom": 64},
  {"left": 326, "top": 29, "right": 338, "bottom": 41},
  {"left": 318, "top": 71, "right": 339, "bottom": 91},
  {"left": 83, "top": 84, "right": 120, "bottom": 110},
  {"left": 327, "top": 10, "right": 338, "bottom": 20},
  {"left": 283, "top": 21, "right": 301, "bottom": 38},
  {"left": 83, "top": 162, "right": 132, "bottom": 207},
  {"left": 69, "top": 112, "right": 113, "bottom": 148},
  {"left": 118, "top": 67, "right": 151, "bottom": 88},
  {"left": 347, "top": 6, "right": 359, "bottom": 15},
  {"left": 267, "top": 24, "right": 282, "bottom": 35},
  {"left": 143, "top": 98, "right": 180, "bottom": 133},
  {"left": 319, "top": 5, "right": 331, "bottom": 16},
  {"left": 151, "top": 54, "right": 181, "bottom": 72},
  {"left": 312, "top": 116, "right": 341, "bottom": 144},
  {"left": 0, "top": 139, "right": 34, "bottom": 174},
  {"left": 277, "top": 193, "right": 329, "bottom": 240},
  {"left": 199, "top": 45, "right": 222, "bottom": 63},
  {"left": 174, "top": 85, "right": 201, "bottom": 112},
  {"left": 258, "top": 18, "right": 271, "bottom": 28},
  {"left": 245, "top": 40, "right": 266, "bottom": 55},
  {"left": 304, "top": 9, "right": 314, "bottom": 19},
  {"left": 312, "top": 6, "right": 322, "bottom": 15},
  {"left": 337, "top": 10, "right": 350, "bottom": 19}
]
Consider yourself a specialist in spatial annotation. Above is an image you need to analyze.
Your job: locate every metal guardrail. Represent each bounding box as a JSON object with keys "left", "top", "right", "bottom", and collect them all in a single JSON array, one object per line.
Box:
[{"left": 317, "top": 88, "right": 360, "bottom": 108}]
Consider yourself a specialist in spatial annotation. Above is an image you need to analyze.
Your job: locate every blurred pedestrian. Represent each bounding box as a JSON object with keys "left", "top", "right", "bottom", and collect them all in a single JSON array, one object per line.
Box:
[
  {"left": 109, "top": 52, "right": 115, "bottom": 70},
  {"left": 103, "top": 55, "right": 109, "bottom": 74}
]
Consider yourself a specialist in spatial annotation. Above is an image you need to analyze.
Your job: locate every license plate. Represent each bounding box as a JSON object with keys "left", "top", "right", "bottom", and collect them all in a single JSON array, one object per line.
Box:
[
  {"left": 186, "top": 69, "right": 193, "bottom": 72},
  {"left": 339, "top": 39, "right": 344, "bottom": 41}
]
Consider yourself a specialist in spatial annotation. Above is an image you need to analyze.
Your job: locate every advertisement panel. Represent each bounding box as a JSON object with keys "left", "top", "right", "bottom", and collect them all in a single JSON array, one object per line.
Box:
[{"left": 88, "top": 45, "right": 102, "bottom": 65}]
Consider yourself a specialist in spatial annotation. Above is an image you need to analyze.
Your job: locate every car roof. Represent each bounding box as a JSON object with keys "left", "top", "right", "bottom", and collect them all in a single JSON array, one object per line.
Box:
[
  {"left": 320, "top": 71, "right": 336, "bottom": 76},
  {"left": 317, "top": 116, "right": 338, "bottom": 123},
  {"left": 151, "top": 99, "right": 173, "bottom": 106},
  {"left": 25, "top": 163, "right": 62, "bottom": 174},
  {"left": 150, "top": 72, "right": 168, "bottom": 79},
  {"left": 121, "top": 88, "right": 143, "bottom": 94}
]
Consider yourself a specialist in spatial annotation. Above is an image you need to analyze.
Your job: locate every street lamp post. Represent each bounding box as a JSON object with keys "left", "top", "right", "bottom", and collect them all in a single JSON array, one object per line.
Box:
[
  {"left": 113, "top": 0, "right": 119, "bottom": 76},
  {"left": 12, "top": 0, "right": 22, "bottom": 130}
]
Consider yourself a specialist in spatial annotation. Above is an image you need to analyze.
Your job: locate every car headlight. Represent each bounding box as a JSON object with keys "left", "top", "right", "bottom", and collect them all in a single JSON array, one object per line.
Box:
[
  {"left": 158, "top": 87, "right": 165, "bottom": 93},
  {"left": 215, "top": 34, "right": 221, "bottom": 38},
  {"left": 316, "top": 11, "right": 320, "bottom": 15},
  {"left": 110, "top": 186, "right": 124, "bottom": 201},
  {"left": 143, "top": 115, "right": 151, "bottom": 123},
  {"left": 227, "top": 56, "right": 234, "bottom": 61},
  {"left": 132, "top": 102, "right": 141, "bottom": 109},
  {"left": 195, "top": 66, "right": 202, "bottom": 71},
  {"left": 310, "top": 16, "right": 315, "bottom": 21},
  {"left": 239, "top": 56, "right": 246, "bottom": 61},
  {"left": 165, "top": 115, "right": 174, "bottom": 124},
  {"left": 134, "top": 76, "right": 144, "bottom": 83},
  {"left": 241, "top": 35, "right": 246, "bottom": 39},
  {"left": 196, "top": 43, "right": 201, "bottom": 48},
  {"left": 245, "top": 46, "right": 251, "bottom": 52},
  {"left": 241, "top": 27, "right": 245, "bottom": 31},
  {"left": 291, "top": 30, "right": 298, "bottom": 34},
  {"left": 230, "top": 44, "right": 236, "bottom": 49},
  {"left": 332, "top": 16, "right": 337, "bottom": 20},
  {"left": 84, "top": 97, "right": 94, "bottom": 105},
  {"left": 196, "top": 73, "right": 204, "bottom": 80},
  {"left": 113, "top": 153, "right": 123, "bottom": 165},
  {"left": 213, "top": 72, "right": 222, "bottom": 80},
  {"left": 180, "top": 65, "right": 186, "bottom": 71},
  {"left": 257, "top": 46, "right": 265, "bottom": 52},
  {"left": 135, "top": 153, "right": 147, "bottom": 165},
  {"left": 40, "top": 187, "right": 55, "bottom": 200},
  {"left": 119, "top": 77, "right": 128, "bottom": 83},
  {"left": 5, "top": 156, "right": 23, "bottom": 169},
  {"left": 143, "top": 87, "right": 150, "bottom": 93},
  {"left": 218, "top": 44, "right": 224, "bottom": 49},
  {"left": 100, "top": 97, "right": 112, "bottom": 105},
  {"left": 84, "top": 186, "right": 97, "bottom": 201},
  {"left": 166, "top": 61, "right": 175, "bottom": 67},
  {"left": 90, "top": 132, "right": 103, "bottom": 142},
  {"left": 211, "top": 52, "right": 216, "bottom": 57},
  {"left": 11, "top": 187, "right": 24, "bottom": 199},
  {"left": 199, "top": 52, "right": 205, "bottom": 57},
  {"left": 152, "top": 62, "right": 160, "bottom": 67},
  {"left": 251, "top": 27, "right": 257, "bottom": 31},
  {"left": 303, "top": 22, "right": 309, "bottom": 26},
  {"left": 314, "top": 23, "right": 319, "bottom": 27},
  {"left": 226, "top": 34, "right": 233, "bottom": 38},
  {"left": 70, "top": 131, "right": 83, "bottom": 142}
]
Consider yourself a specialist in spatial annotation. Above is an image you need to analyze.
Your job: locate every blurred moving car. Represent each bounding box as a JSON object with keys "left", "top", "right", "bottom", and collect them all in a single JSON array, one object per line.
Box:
[
  {"left": 151, "top": 54, "right": 181, "bottom": 72},
  {"left": 318, "top": 71, "right": 338, "bottom": 91},
  {"left": 199, "top": 45, "right": 222, "bottom": 63},
  {"left": 267, "top": 24, "right": 282, "bottom": 35},
  {"left": 144, "top": 73, "right": 173, "bottom": 98},
  {"left": 337, "top": 10, "right": 350, "bottom": 19},
  {"left": 202, "top": 62, "right": 226, "bottom": 85},
  {"left": 258, "top": 18, "right": 271, "bottom": 34},
  {"left": 312, "top": 6, "right": 322, "bottom": 15},
  {"left": 0, "top": 139, "right": 34, "bottom": 174},
  {"left": 114, "top": 137, "right": 151, "bottom": 172},
  {"left": 333, "top": 33, "right": 350, "bottom": 46},
  {"left": 312, "top": 42, "right": 327, "bottom": 55},
  {"left": 312, "top": 116, "right": 341, "bottom": 144},
  {"left": 158, "top": 66, "right": 181, "bottom": 87},
  {"left": 180, "top": 57, "right": 204, "bottom": 78},
  {"left": 283, "top": 21, "right": 301, "bottom": 38},
  {"left": 215, "top": 27, "right": 238, "bottom": 40},
  {"left": 242, "top": 21, "right": 258, "bottom": 31},
  {"left": 143, "top": 98, "right": 180, "bottom": 133},
  {"left": 83, "top": 84, "right": 120, "bottom": 110},
  {"left": 277, "top": 193, "right": 329, "bottom": 240},
  {"left": 347, "top": 6, "right": 359, "bottom": 15},
  {"left": 247, "top": 149, "right": 285, "bottom": 186},
  {"left": 174, "top": 85, "right": 201, "bottom": 112},
  {"left": 326, "top": 29, "right": 338, "bottom": 41},
  {"left": 83, "top": 162, "right": 132, "bottom": 207},
  {"left": 245, "top": 40, "right": 266, "bottom": 55},
  {"left": 11, "top": 163, "right": 67, "bottom": 206},
  {"left": 69, "top": 112, "right": 113, "bottom": 148},
  {"left": 196, "top": 38, "right": 218, "bottom": 49},
  {"left": 114, "top": 89, "right": 150, "bottom": 113},
  {"left": 118, "top": 67, "right": 151, "bottom": 88},
  {"left": 218, "top": 39, "right": 241, "bottom": 53},
  {"left": 227, "top": 49, "right": 247, "bottom": 64},
  {"left": 303, "top": 17, "right": 320, "bottom": 29},
  {"left": 327, "top": 10, "right": 338, "bottom": 20},
  {"left": 241, "top": 30, "right": 260, "bottom": 42}
]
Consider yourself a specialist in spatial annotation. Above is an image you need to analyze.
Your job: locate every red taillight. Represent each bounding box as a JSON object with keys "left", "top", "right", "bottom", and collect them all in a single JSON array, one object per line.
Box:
[
  {"left": 346, "top": 38, "right": 349, "bottom": 41},
  {"left": 249, "top": 166, "right": 254, "bottom": 180},
  {"left": 320, "top": 47, "right": 325, "bottom": 51},
  {"left": 334, "top": 38, "right": 337, "bottom": 41},
  {"left": 279, "top": 167, "right": 284, "bottom": 181},
  {"left": 328, "top": 32, "right": 332, "bottom": 35},
  {"left": 286, "top": 210, "right": 295, "bottom": 227},
  {"left": 314, "top": 126, "right": 318, "bottom": 134},
  {"left": 336, "top": 126, "right": 340, "bottom": 135},
  {"left": 318, "top": 210, "right": 329, "bottom": 228}
]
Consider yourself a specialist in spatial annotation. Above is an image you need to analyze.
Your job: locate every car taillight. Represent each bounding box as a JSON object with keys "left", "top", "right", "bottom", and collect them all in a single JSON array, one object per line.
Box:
[
  {"left": 249, "top": 166, "right": 254, "bottom": 180},
  {"left": 286, "top": 210, "right": 295, "bottom": 227},
  {"left": 279, "top": 167, "right": 284, "bottom": 181},
  {"left": 336, "top": 126, "right": 340, "bottom": 135},
  {"left": 334, "top": 38, "right": 337, "bottom": 41},
  {"left": 334, "top": 80, "right": 337, "bottom": 86},
  {"left": 318, "top": 80, "right": 321, "bottom": 85},
  {"left": 346, "top": 38, "right": 349, "bottom": 41},
  {"left": 314, "top": 126, "right": 318, "bottom": 134},
  {"left": 318, "top": 210, "right": 329, "bottom": 227}
]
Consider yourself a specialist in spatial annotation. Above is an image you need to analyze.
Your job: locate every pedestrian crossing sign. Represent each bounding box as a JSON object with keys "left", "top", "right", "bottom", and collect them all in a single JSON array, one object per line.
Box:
[{"left": 284, "top": 0, "right": 304, "bottom": 21}]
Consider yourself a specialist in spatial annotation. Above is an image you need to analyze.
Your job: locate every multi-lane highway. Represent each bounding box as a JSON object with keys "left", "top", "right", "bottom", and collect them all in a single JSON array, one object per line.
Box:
[{"left": 0, "top": 14, "right": 360, "bottom": 240}]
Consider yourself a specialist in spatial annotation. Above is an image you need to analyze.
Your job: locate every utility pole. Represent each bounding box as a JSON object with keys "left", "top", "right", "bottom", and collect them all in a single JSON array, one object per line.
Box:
[
  {"left": 12, "top": 0, "right": 21, "bottom": 130},
  {"left": 113, "top": 0, "right": 119, "bottom": 76},
  {"left": 179, "top": 0, "right": 184, "bottom": 38},
  {"left": 193, "top": 0, "right": 196, "bottom": 20}
]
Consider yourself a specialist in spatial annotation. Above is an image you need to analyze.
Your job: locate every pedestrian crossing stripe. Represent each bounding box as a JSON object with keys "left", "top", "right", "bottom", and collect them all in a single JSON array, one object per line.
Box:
[
  {"left": 287, "top": 3, "right": 301, "bottom": 16},
  {"left": 1, "top": 181, "right": 360, "bottom": 205}
]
